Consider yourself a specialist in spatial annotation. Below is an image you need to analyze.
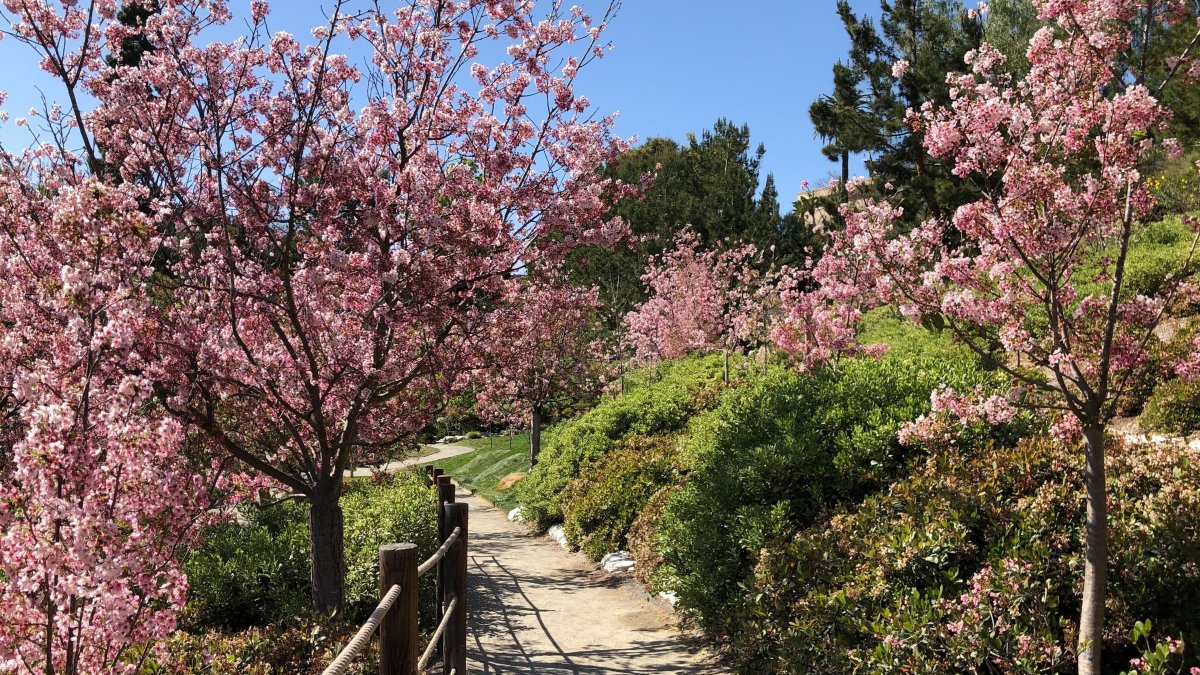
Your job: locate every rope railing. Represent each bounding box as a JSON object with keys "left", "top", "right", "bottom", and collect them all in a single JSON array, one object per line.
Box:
[
  {"left": 320, "top": 583, "right": 403, "bottom": 675},
  {"left": 321, "top": 467, "right": 469, "bottom": 675},
  {"left": 416, "top": 597, "right": 458, "bottom": 670},
  {"left": 417, "top": 526, "right": 461, "bottom": 577}
]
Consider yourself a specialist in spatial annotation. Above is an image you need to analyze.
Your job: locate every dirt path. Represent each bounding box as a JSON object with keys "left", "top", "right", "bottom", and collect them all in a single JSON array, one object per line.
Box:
[
  {"left": 458, "top": 486, "right": 726, "bottom": 674},
  {"left": 346, "top": 443, "right": 474, "bottom": 478}
]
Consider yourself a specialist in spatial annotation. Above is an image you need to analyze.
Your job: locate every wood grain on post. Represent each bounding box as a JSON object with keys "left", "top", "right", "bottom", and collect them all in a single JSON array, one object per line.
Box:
[
  {"left": 435, "top": 476, "right": 455, "bottom": 654},
  {"left": 379, "top": 543, "right": 419, "bottom": 675},
  {"left": 442, "top": 503, "right": 469, "bottom": 675}
]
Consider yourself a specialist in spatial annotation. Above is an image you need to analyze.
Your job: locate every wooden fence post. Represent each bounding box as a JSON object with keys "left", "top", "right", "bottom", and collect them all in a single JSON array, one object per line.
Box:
[
  {"left": 435, "top": 475, "right": 455, "bottom": 654},
  {"left": 442, "top": 503, "right": 469, "bottom": 675},
  {"left": 431, "top": 467, "right": 444, "bottom": 485},
  {"left": 379, "top": 543, "right": 418, "bottom": 675}
]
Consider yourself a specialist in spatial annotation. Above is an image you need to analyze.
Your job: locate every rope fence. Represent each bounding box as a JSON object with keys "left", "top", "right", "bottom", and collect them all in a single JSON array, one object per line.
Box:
[{"left": 321, "top": 466, "right": 469, "bottom": 675}]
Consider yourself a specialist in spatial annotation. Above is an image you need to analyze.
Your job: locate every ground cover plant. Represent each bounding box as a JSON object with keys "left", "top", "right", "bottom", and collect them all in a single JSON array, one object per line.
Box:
[
  {"left": 653, "top": 343, "right": 1024, "bottom": 638},
  {"left": 736, "top": 436, "right": 1200, "bottom": 674},
  {"left": 431, "top": 433, "right": 532, "bottom": 510},
  {"left": 516, "top": 353, "right": 729, "bottom": 530}
]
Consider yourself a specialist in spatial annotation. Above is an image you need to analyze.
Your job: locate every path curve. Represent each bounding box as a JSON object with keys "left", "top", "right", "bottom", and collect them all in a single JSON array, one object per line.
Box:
[
  {"left": 458, "top": 486, "right": 726, "bottom": 674},
  {"left": 346, "top": 443, "right": 475, "bottom": 478}
]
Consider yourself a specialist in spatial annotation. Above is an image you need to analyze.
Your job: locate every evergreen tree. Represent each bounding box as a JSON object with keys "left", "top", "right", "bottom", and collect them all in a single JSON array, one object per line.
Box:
[
  {"left": 983, "top": 0, "right": 1041, "bottom": 75},
  {"left": 816, "top": 0, "right": 984, "bottom": 225},
  {"left": 568, "top": 119, "right": 792, "bottom": 327}
]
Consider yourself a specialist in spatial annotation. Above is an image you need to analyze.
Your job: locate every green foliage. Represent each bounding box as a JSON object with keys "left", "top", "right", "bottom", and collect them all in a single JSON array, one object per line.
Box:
[
  {"left": 1143, "top": 377, "right": 1200, "bottom": 434},
  {"left": 654, "top": 350, "right": 1016, "bottom": 636},
  {"left": 433, "top": 433, "right": 531, "bottom": 510},
  {"left": 733, "top": 436, "right": 1200, "bottom": 674},
  {"left": 183, "top": 505, "right": 310, "bottom": 631},
  {"left": 818, "top": 0, "right": 983, "bottom": 225},
  {"left": 339, "top": 476, "right": 438, "bottom": 618},
  {"left": 1075, "top": 217, "right": 1198, "bottom": 303},
  {"left": 857, "top": 306, "right": 977, "bottom": 362},
  {"left": 160, "top": 619, "right": 376, "bottom": 675},
  {"left": 561, "top": 433, "right": 682, "bottom": 560},
  {"left": 567, "top": 120, "right": 804, "bottom": 326},
  {"left": 1150, "top": 152, "right": 1200, "bottom": 218},
  {"left": 516, "top": 354, "right": 727, "bottom": 529},
  {"left": 184, "top": 473, "right": 438, "bottom": 631}
]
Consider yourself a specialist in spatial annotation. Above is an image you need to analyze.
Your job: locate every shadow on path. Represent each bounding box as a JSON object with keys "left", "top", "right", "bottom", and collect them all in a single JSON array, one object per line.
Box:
[{"left": 460, "top": 489, "right": 725, "bottom": 675}]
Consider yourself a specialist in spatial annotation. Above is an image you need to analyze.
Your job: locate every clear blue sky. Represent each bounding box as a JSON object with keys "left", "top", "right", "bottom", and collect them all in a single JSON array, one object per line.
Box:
[{"left": 0, "top": 0, "right": 885, "bottom": 208}]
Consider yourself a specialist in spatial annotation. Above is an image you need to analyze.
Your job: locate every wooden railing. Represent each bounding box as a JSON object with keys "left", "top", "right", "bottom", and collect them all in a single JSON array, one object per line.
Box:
[{"left": 322, "top": 467, "right": 468, "bottom": 675}]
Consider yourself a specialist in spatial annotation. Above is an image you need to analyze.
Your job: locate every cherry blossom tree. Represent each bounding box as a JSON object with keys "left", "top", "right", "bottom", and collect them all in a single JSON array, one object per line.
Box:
[
  {"left": 773, "top": 1, "right": 1200, "bottom": 672},
  {"left": 0, "top": 171, "right": 213, "bottom": 673},
  {"left": 476, "top": 281, "right": 607, "bottom": 466},
  {"left": 624, "top": 229, "right": 777, "bottom": 371},
  {"left": 1, "top": 0, "right": 631, "bottom": 614}
]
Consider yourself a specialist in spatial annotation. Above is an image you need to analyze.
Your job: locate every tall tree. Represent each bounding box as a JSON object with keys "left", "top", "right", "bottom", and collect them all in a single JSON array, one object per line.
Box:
[
  {"left": 819, "top": 0, "right": 984, "bottom": 224},
  {"left": 776, "top": 1, "right": 1200, "bottom": 671},
  {"left": 476, "top": 283, "right": 607, "bottom": 467},
  {"left": 570, "top": 119, "right": 790, "bottom": 326},
  {"left": 2, "top": 0, "right": 631, "bottom": 615},
  {"left": 810, "top": 61, "right": 877, "bottom": 194}
]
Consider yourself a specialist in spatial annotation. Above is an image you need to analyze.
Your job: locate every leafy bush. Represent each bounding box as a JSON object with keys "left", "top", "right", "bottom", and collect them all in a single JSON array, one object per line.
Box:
[
  {"left": 183, "top": 504, "right": 310, "bottom": 631},
  {"left": 163, "top": 619, "right": 376, "bottom": 675},
  {"left": 654, "top": 351, "right": 1018, "bottom": 637},
  {"left": 1142, "top": 377, "right": 1200, "bottom": 434},
  {"left": 465, "top": 430, "right": 483, "bottom": 439},
  {"left": 561, "top": 433, "right": 682, "bottom": 560},
  {"left": 857, "top": 306, "right": 978, "bottom": 363},
  {"left": 185, "top": 472, "right": 438, "bottom": 630},
  {"left": 517, "top": 354, "right": 727, "bottom": 529},
  {"left": 627, "top": 485, "right": 677, "bottom": 588},
  {"left": 1149, "top": 151, "right": 1200, "bottom": 217},
  {"left": 736, "top": 437, "right": 1200, "bottom": 674},
  {"left": 340, "top": 475, "right": 439, "bottom": 619}
]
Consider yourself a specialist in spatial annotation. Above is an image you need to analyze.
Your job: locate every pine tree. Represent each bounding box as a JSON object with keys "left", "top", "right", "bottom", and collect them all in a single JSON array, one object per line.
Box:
[{"left": 816, "top": 0, "right": 984, "bottom": 225}]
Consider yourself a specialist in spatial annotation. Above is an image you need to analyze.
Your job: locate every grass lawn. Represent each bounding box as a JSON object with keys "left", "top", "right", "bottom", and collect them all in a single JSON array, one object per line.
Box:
[{"left": 427, "top": 434, "right": 531, "bottom": 510}]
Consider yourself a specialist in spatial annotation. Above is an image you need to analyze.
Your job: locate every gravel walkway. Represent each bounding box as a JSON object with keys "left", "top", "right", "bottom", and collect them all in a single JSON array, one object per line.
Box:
[{"left": 458, "top": 486, "right": 726, "bottom": 674}]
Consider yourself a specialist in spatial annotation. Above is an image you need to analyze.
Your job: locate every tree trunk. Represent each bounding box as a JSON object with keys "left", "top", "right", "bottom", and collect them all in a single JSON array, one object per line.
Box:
[
  {"left": 1077, "top": 425, "right": 1108, "bottom": 675},
  {"left": 530, "top": 407, "right": 543, "bottom": 468},
  {"left": 308, "top": 491, "right": 346, "bottom": 614}
]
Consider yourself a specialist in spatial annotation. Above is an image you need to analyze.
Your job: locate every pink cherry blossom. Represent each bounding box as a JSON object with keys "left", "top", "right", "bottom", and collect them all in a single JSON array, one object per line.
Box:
[{"left": 624, "top": 229, "right": 778, "bottom": 362}]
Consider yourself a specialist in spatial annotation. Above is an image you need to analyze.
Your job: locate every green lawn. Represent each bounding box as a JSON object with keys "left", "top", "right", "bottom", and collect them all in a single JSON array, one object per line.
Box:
[{"left": 427, "top": 434, "right": 531, "bottom": 510}]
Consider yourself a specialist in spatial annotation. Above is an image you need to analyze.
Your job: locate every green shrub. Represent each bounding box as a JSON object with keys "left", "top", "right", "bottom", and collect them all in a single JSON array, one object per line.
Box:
[
  {"left": 184, "top": 472, "right": 438, "bottom": 630},
  {"left": 735, "top": 436, "right": 1200, "bottom": 674},
  {"left": 465, "top": 430, "right": 483, "bottom": 439},
  {"left": 340, "top": 474, "right": 439, "bottom": 620},
  {"left": 1143, "top": 377, "right": 1200, "bottom": 434},
  {"left": 1076, "top": 217, "right": 1198, "bottom": 303},
  {"left": 163, "top": 619, "right": 376, "bottom": 675},
  {"left": 183, "top": 504, "right": 310, "bottom": 631},
  {"left": 627, "top": 485, "right": 677, "bottom": 588},
  {"left": 516, "top": 354, "right": 727, "bottom": 529},
  {"left": 1149, "top": 151, "right": 1200, "bottom": 217},
  {"left": 654, "top": 351, "right": 1018, "bottom": 637},
  {"left": 857, "top": 306, "right": 978, "bottom": 363},
  {"left": 561, "top": 433, "right": 682, "bottom": 560}
]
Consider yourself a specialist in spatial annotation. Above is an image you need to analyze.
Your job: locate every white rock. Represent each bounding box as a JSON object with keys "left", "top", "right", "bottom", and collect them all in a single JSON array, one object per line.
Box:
[
  {"left": 1189, "top": 439, "right": 1200, "bottom": 450},
  {"left": 1151, "top": 434, "right": 1168, "bottom": 444},
  {"left": 658, "top": 591, "right": 679, "bottom": 606},
  {"left": 601, "top": 550, "right": 635, "bottom": 573},
  {"left": 507, "top": 506, "right": 524, "bottom": 522},
  {"left": 547, "top": 524, "right": 568, "bottom": 548}
]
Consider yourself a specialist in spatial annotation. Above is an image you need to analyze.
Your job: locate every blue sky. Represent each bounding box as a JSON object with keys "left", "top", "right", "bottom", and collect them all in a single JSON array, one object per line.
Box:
[{"left": 0, "top": 0, "right": 882, "bottom": 208}]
